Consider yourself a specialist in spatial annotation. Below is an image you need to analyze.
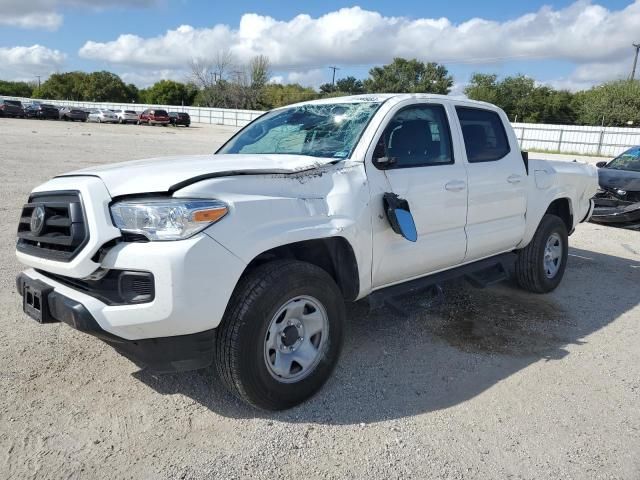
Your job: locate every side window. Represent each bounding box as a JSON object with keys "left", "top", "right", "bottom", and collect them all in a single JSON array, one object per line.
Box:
[
  {"left": 378, "top": 104, "right": 453, "bottom": 168},
  {"left": 456, "top": 107, "right": 510, "bottom": 162}
]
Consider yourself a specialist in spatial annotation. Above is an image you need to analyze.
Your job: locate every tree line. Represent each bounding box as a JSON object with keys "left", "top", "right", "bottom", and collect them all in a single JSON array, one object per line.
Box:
[{"left": 1, "top": 56, "right": 639, "bottom": 127}]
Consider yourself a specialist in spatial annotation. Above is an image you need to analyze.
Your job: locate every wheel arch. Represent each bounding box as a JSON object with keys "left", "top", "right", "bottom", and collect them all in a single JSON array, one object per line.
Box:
[
  {"left": 240, "top": 236, "right": 360, "bottom": 301},
  {"left": 545, "top": 197, "right": 573, "bottom": 233}
]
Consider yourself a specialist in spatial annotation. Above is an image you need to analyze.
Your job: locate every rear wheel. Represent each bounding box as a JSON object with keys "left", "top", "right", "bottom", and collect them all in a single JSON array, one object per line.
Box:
[
  {"left": 216, "top": 260, "right": 345, "bottom": 410},
  {"left": 515, "top": 214, "right": 568, "bottom": 293}
]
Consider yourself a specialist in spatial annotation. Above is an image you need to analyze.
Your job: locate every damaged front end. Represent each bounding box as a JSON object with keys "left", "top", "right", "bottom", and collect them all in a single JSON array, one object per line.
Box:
[{"left": 591, "top": 187, "right": 640, "bottom": 229}]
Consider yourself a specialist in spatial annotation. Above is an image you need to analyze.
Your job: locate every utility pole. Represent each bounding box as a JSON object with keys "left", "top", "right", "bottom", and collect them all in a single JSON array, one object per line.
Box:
[
  {"left": 328, "top": 66, "right": 340, "bottom": 86},
  {"left": 632, "top": 43, "right": 640, "bottom": 81},
  {"left": 35, "top": 75, "right": 41, "bottom": 88}
]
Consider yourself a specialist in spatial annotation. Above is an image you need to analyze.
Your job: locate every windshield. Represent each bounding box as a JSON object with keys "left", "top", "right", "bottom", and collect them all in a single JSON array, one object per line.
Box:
[
  {"left": 218, "top": 102, "right": 381, "bottom": 159},
  {"left": 607, "top": 147, "right": 640, "bottom": 172}
]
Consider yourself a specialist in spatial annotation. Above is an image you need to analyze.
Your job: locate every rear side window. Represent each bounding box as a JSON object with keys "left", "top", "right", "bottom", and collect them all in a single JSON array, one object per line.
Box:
[{"left": 456, "top": 107, "right": 510, "bottom": 162}]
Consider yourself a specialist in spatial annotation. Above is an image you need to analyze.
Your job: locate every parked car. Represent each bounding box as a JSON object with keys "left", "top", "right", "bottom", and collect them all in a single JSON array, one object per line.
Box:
[
  {"left": 15, "top": 94, "right": 598, "bottom": 410},
  {"left": 88, "top": 109, "right": 118, "bottom": 123},
  {"left": 113, "top": 109, "right": 139, "bottom": 124},
  {"left": 0, "top": 99, "right": 24, "bottom": 118},
  {"left": 169, "top": 111, "right": 191, "bottom": 127},
  {"left": 59, "top": 107, "right": 88, "bottom": 122},
  {"left": 138, "top": 108, "right": 170, "bottom": 126},
  {"left": 24, "top": 103, "right": 59, "bottom": 120},
  {"left": 591, "top": 146, "right": 640, "bottom": 227}
]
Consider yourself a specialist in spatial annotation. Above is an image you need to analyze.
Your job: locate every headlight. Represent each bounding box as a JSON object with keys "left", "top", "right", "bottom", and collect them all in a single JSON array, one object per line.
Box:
[{"left": 110, "top": 198, "right": 228, "bottom": 241}]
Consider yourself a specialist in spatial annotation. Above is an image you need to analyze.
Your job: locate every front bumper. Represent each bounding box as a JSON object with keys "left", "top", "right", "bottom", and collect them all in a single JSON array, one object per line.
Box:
[
  {"left": 591, "top": 199, "right": 640, "bottom": 225},
  {"left": 16, "top": 272, "right": 215, "bottom": 372},
  {"left": 18, "top": 232, "right": 246, "bottom": 340}
]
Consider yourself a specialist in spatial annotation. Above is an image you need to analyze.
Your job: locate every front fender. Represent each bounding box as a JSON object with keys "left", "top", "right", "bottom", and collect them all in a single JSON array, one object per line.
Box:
[{"left": 175, "top": 163, "right": 374, "bottom": 297}]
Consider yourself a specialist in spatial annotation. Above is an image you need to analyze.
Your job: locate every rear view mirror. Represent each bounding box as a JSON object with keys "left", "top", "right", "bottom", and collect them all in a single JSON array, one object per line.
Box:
[
  {"left": 383, "top": 193, "right": 417, "bottom": 242},
  {"left": 596, "top": 161, "right": 607, "bottom": 168}
]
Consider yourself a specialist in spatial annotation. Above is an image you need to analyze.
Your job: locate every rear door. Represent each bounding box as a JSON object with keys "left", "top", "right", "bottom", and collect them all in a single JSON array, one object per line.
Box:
[
  {"left": 367, "top": 100, "right": 469, "bottom": 288},
  {"left": 455, "top": 106, "right": 527, "bottom": 261}
]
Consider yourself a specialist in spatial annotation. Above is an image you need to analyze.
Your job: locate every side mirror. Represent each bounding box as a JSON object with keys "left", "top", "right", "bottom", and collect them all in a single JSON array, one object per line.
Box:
[
  {"left": 595, "top": 161, "right": 607, "bottom": 168},
  {"left": 372, "top": 138, "right": 397, "bottom": 169},
  {"left": 383, "top": 193, "right": 417, "bottom": 242}
]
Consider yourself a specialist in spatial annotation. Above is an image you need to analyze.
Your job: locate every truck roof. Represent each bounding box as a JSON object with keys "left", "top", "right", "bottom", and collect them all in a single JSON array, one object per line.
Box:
[{"left": 279, "top": 93, "right": 497, "bottom": 110}]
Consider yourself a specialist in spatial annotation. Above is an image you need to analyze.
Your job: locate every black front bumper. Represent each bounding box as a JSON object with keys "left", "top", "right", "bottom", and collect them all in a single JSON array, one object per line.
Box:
[
  {"left": 16, "top": 273, "right": 215, "bottom": 373},
  {"left": 591, "top": 199, "right": 640, "bottom": 225}
]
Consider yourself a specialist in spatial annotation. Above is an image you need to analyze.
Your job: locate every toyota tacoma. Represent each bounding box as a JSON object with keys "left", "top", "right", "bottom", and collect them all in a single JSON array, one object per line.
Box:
[{"left": 16, "top": 94, "right": 598, "bottom": 410}]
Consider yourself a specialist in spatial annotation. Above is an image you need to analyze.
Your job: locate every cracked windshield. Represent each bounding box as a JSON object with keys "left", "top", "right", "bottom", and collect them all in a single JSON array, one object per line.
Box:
[{"left": 218, "top": 102, "right": 381, "bottom": 158}]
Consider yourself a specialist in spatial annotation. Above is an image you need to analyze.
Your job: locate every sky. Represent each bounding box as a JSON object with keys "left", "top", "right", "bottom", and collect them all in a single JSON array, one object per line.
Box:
[{"left": 0, "top": 0, "right": 639, "bottom": 92}]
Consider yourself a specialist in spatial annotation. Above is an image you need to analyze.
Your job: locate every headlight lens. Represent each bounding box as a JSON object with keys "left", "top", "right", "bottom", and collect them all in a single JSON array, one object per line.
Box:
[{"left": 110, "top": 198, "right": 228, "bottom": 241}]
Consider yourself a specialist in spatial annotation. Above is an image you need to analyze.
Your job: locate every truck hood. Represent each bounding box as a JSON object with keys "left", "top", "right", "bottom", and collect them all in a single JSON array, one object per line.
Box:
[{"left": 57, "top": 154, "right": 336, "bottom": 197}]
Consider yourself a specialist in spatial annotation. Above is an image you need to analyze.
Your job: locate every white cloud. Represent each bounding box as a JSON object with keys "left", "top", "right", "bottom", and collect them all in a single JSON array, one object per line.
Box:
[
  {"left": 0, "top": 12, "right": 62, "bottom": 30},
  {"left": 0, "top": 45, "right": 66, "bottom": 80},
  {"left": 78, "top": 1, "right": 640, "bottom": 90},
  {"left": 285, "top": 69, "right": 327, "bottom": 88},
  {"left": 119, "top": 69, "right": 188, "bottom": 88},
  {"left": 0, "top": 0, "right": 159, "bottom": 30}
]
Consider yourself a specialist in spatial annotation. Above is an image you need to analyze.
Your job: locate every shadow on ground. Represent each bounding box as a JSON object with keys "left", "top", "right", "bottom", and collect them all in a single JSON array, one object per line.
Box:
[{"left": 134, "top": 247, "right": 640, "bottom": 424}]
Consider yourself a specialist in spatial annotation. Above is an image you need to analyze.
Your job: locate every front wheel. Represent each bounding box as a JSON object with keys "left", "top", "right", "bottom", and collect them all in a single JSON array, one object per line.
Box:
[
  {"left": 515, "top": 214, "right": 568, "bottom": 293},
  {"left": 215, "top": 260, "right": 345, "bottom": 410}
]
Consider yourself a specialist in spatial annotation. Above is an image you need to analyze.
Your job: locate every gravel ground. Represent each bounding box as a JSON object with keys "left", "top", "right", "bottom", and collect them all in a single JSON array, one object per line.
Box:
[{"left": 0, "top": 118, "right": 639, "bottom": 480}]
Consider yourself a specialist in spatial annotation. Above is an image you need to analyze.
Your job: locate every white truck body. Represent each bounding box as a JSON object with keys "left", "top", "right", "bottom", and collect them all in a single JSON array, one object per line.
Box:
[{"left": 16, "top": 94, "right": 598, "bottom": 409}]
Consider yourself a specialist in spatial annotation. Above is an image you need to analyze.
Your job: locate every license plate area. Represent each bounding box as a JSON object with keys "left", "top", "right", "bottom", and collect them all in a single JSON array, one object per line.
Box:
[{"left": 21, "top": 278, "right": 55, "bottom": 323}]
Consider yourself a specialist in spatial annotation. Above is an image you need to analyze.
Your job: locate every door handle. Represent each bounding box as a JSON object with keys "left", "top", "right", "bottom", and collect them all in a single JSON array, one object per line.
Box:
[
  {"left": 507, "top": 174, "right": 523, "bottom": 184},
  {"left": 445, "top": 180, "right": 466, "bottom": 192}
]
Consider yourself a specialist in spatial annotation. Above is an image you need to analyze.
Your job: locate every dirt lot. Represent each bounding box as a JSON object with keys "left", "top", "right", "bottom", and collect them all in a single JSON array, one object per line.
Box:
[{"left": 1, "top": 118, "right": 639, "bottom": 480}]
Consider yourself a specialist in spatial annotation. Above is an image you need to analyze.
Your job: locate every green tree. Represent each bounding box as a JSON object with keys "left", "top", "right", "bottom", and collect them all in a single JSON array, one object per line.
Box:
[
  {"left": 320, "top": 76, "right": 365, "bottom": 95},
  {"left": 33, "top": 71, "right": 87, "bottom": 100},
  {"left": 574, "top": 80, "right": 640, "bottom": 127},
  {"left": 465, "top": 73, "right": 576, "bottom": 124},
  {"left": 139, "top": 80, "right": 196, "bottom": 105},
  {"left": 336, "top": 76, "right": 365, "bottom": 94},
  {"left": 260, "top": 83, "right": 318, "bottom": 108},
  {"left": 0, "top": 80, "right": 34, "bottom": 97},
  {"left": 463, "top": 73, "right": 499, "bottom": 105},
  {"left": 364, "top": 58, "right": 453, "bottom": 94},
  {"left": 82, "top": 71, "right": 133, "bottom": 102}
]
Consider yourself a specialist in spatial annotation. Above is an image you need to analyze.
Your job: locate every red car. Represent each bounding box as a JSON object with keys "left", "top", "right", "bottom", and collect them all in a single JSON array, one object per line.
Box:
[{"left": 138, "top": 108, "right": 170, "bottom": 126}]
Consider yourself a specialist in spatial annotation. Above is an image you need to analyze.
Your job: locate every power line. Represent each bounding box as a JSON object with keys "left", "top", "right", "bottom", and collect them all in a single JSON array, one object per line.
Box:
[{"left": 632, "top": 43, "right": 640, "bottom": 81}]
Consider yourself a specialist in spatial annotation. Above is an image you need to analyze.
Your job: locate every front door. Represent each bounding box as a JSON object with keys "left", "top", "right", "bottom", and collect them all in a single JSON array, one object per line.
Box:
[{"left": 366, "top": 101, "right": 469, "bottom": 288}]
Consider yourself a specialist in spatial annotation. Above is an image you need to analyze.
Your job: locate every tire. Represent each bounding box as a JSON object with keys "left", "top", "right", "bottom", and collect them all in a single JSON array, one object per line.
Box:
[
  {"left": 515, "top": 214, "right": 568, "bottom": 293},
  {"left": 216, "top": 259, "right": 345, "bottom": 410}
]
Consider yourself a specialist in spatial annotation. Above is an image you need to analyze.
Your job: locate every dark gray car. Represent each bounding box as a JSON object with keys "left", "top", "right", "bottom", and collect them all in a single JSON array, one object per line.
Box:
[
  {"left": 0, "top": 99, "right": 24, "bottom": 118},
  {"left": 59, "top": 107, "right": 89, "bottom": 122}
]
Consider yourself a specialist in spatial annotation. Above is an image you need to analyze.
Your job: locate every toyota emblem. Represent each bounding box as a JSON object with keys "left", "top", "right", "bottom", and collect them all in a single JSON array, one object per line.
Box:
[{"left": 30, "top": 205, "right": 46, "bottom": 235}]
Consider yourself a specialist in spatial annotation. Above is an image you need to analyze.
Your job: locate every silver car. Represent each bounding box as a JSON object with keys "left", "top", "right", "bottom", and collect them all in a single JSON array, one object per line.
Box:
[
  {"left": 112, "top": 109, "right": 139, "bottom": 124},
  {"left": 88, "top": 109, "right": 118, "bottom": 123}
]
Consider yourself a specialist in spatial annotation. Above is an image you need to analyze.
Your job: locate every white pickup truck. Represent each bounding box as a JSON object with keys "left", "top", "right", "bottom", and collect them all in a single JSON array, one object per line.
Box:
[{"left": 16, "top": 94, "right": 598, "bottom": 410}]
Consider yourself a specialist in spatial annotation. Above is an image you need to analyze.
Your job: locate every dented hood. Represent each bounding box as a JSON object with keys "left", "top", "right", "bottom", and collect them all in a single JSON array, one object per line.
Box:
[{"left": 57, "top": 154, "right": 335, "bottom": 197}]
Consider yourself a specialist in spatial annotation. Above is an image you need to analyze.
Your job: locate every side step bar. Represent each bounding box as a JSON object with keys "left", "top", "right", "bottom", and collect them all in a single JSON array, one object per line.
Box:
[{"left": 369, "top": 252, "right": 517, "bottom": 317}]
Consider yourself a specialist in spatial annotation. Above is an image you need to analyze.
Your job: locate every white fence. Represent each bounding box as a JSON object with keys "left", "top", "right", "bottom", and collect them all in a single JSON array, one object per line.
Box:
[
  {"left": 5, "top": 97, "right": 640, "bottom": 156},
  {"left": 512, "top": 122, "right": 640, "bottom": 157}
]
